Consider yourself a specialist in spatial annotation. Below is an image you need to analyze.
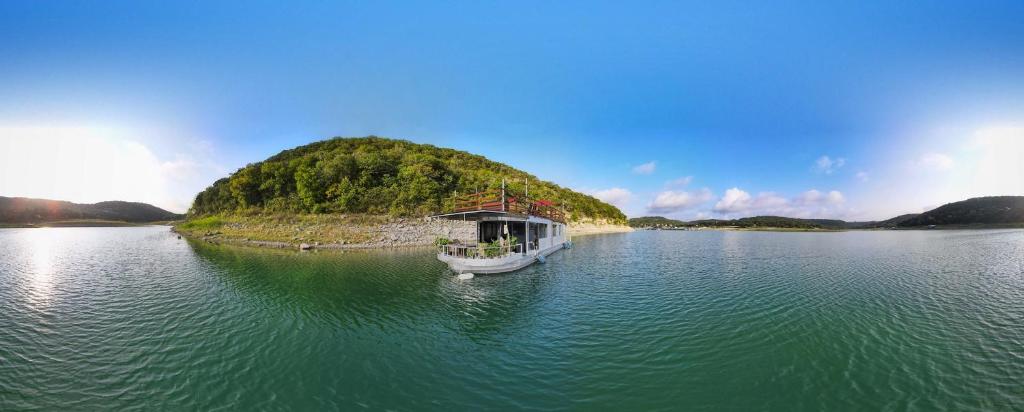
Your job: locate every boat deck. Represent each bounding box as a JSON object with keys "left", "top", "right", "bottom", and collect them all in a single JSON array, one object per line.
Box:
[{"left": 437, "top": 242, "right": 566, "bottom": 274}]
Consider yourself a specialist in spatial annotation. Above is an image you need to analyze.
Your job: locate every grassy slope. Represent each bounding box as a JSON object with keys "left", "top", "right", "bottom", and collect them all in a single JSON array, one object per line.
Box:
[{"left": 175, "top": 214, "right": 386, "bottom": 245}]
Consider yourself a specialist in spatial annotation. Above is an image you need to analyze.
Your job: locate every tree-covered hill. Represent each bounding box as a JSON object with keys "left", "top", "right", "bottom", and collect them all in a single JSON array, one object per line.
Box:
[
  {"left": 627, "top": 196, "right": 1024, "bottom": 230},
  {"left": 713, "top": 216, "right": 840, "bottom": 229},
  {"left": 898, "top": 196, "right": 1024, "bottom": 226},
  {"left": 862, "top": 213, "right": 919, "bottom": 228},
  {"left": 630, "top": 215, "right": 840, "bottom": 229},
  {"left": 628, "top": 216, "right": 687, "bottom": 228},
  {"left": 0, "top": 197, "right": 182, "bottom": 223},
  {"left": 188, "top": 136, "right": 626, "bottom": 224}
]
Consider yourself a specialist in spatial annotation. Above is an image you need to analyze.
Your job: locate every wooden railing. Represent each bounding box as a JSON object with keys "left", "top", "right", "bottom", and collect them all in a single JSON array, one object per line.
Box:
[
  {"left": 452, "top": 189, "right": 565, "bottom": 222},
  {"left": 438, "top": 243, "right": 524, "bottom": 259}
]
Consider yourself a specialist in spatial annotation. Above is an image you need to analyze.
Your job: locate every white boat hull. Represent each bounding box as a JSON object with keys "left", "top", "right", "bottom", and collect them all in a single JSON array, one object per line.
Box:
[{"left": 438, "top": 242, "right": 566, "bottom": 274}]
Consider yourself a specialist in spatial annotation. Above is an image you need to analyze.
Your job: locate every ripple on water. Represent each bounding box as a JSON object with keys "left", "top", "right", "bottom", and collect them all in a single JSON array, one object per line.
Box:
[{"left": 0, "top": 227, "right": 1023, "bottom": 410}]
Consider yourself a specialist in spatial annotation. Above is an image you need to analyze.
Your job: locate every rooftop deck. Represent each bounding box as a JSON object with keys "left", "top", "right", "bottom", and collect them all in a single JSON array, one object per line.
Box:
[{"left": 451, "top": 189, "right": 566, "bottom": 223}]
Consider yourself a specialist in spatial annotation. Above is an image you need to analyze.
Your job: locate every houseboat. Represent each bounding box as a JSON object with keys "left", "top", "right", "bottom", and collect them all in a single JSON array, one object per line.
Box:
[{"left": 430, "top": 183, "right": 570, "bottom": 274}]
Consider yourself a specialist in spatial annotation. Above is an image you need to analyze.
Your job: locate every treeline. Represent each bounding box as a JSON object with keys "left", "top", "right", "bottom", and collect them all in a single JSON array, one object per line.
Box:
[
  {"left": 628, "top": 196, "right": 1024, "bottom": 229},
  {"left": 627, "top": 216, "right": 687, "bottom": 228},
  {"left": 188, "top": 136, "right": 626, "bottom": 224},
  {"left": 696, "top": 216, "right": 840, "bottom": 229},
  {"left": 899, "top": 196, "right": 1023, "bottom": 226},
  {"left": 0, "top": 197, "right": 182, "bottom": 223},
  {"left": 629, "top": 215, "right": 836, "bottom": 229}
]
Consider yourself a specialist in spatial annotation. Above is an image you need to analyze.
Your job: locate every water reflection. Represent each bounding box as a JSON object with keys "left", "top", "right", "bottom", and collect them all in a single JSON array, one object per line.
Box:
[
  {"left": 185, "top": 239, "right": 550, "bottom": 340},
  {"left": 3, "top": 227, "right": 1023, "bottom": 410},
  {"left": 24, "top": 229, "right": 56, "bottom": 307}
]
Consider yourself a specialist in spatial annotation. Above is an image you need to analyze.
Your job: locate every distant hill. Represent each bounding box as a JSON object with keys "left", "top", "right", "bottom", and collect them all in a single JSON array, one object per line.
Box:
[
  {"left": 715, "top": 216, "right": 843, "bottom": 229},
  {"left": 868, "top": 214, "right": 919, "bottom": 228},
  {"left": 630, "top": 215, "right": 839, "bottom": 229},
  {"left": 898, "top": 196, "right": 1024, "bottom": 227},
  {"left": 0, "top": 197, "right": 183, "bottom": 224},
  {"left": 188, "top": 136, "right": 626, "bottom": 224},
  {"left": 627, "top": 196, "right": 1024, "bottom": 229},
  {"left": 628, "top": 216, "right": 687, "bottom": 227}
]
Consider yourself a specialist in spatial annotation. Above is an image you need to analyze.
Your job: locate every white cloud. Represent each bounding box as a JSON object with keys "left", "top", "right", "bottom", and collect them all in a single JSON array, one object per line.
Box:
[
  {"left": 632, "top": 161, "right": 656, "bottom": 175},
  {"left": 667, "top": 176, "right": 693, "bottom": 187},
  {"left": 647, "top": 188, "right": 713, "bottom": 214},
  {"left": 713, "top": 188, "right": 752, "bottom": 213},
  {"left": 855, "top": 171, "right": 869, "bottom": 182},
  {"left": 914, "top": 152, "right": 954, "bottom": 171},
  {"left": 713, "top": 188, "right": 787, "bottom": 214},
  {"left": 829, "top": 191, "right": 845, "bottom": 204},
  {"left": 712, "top": 187, "right": 848, "bottom": 218},
  {"left": 585, "top": 187, "right": 633, "bottom": 209},
  {"left": 794, "top": 189, "right": 844, "bottom": 205},
  {"left": 814, "top": 155, "right": 846, "bottom": 174},
  {"left": 0, "top": 126, "right": 221, "bottom": 213}
]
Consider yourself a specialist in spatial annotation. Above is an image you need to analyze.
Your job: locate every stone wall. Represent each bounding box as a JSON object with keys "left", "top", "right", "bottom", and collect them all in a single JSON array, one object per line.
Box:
[{"left": 365, "top": 218, "right": 476, "bottom": 247}]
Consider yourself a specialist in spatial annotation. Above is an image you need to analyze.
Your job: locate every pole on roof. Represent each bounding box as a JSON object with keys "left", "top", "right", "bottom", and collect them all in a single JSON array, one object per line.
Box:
[{"left": 501, "top": 178, "right": 506, "bottom": 212}]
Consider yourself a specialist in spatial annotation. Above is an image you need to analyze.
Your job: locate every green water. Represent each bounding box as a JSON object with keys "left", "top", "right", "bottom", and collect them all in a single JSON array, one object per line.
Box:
[{"left": 1, "top": 227, "right": 1022, "bottom": 410}]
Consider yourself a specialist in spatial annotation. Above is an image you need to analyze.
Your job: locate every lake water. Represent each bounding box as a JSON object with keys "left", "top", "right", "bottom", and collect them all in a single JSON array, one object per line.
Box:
[{"left": 1, "top": 226, "right": 1022, "bottom": 410}]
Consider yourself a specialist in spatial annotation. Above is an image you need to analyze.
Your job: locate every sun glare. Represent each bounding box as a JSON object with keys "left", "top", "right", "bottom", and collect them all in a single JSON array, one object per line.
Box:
[
  {"left": 24, "top": 228, "right": 56, "bottom": 307},
  {"left": 968, "top": 126, "right": 1024, "bottom": 197},
  {"left": 0, "top": 126, "right": 174, "bottom": 209}
]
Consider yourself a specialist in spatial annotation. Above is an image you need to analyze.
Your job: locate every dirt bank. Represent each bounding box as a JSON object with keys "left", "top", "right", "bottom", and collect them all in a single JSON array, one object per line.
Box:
[
  {"left": 568, "top": 222, "right": 634, "bottom": 237},
  {"left": 175, "top": 214, "right": 632, "bottom": 250}
]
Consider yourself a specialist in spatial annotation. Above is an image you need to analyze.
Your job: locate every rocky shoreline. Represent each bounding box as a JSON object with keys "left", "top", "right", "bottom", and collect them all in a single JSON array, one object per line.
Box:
[{"left": 173, "top": 215, "right": 632, "bottom": 250}]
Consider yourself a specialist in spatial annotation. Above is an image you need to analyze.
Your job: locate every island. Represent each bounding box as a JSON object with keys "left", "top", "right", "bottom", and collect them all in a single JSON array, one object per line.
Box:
[{"left": 175, "top": 136, "right": 632, "bottom": 249}]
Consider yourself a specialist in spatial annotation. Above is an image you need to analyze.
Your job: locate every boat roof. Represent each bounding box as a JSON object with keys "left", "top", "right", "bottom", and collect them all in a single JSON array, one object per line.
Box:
[
  {"left": 433, "top": 187, "right": 567, "bottom": 223},
  {"left": 429, "top": 210, "right": 554, "bottom": 222}
]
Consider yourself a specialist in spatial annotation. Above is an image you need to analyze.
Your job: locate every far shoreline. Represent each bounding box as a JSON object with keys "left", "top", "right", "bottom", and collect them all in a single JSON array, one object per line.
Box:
[
  {"left": 0, "top": 220, "right": 175, "bottom": 228},
  {"left": 634, "top": 223, "right": 1024, "bottom": 232}
]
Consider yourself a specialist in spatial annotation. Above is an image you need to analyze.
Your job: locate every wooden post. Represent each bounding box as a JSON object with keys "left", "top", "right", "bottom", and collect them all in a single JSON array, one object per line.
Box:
[{"left": 501, "top": 178, "right": 506, "bottom": 212}]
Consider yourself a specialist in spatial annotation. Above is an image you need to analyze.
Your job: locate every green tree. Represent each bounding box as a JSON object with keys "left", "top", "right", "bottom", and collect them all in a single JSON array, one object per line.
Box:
[
  {"left": 294, "top": 161, "right": 326, "bottom": 212},
  {"left": 186, "top": 136, "right": 627, "bottom": 224},
  {"left": 229, "top": 165, "right": 261, "bottom": 207}
]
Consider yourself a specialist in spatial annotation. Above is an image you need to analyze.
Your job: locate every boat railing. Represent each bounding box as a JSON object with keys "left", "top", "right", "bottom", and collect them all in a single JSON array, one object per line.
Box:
[
  {"left": 438, "top": 243, "right": 524, "bottom": 259},
  {"left": 451, "top": 189, "right": 565, "bottom": 223}
]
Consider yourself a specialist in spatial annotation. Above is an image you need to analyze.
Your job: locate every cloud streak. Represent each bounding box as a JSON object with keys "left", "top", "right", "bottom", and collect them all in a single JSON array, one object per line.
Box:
[
  {"left": 647, "top": 188, "right": 713, "bottom": 214},
  {"left": 667, "top": 176, "right": 693, "bottom": 187},
  {"left": 584, "top": 187, "right": 633, "bottom": 209},
  {"left": 913, "top": 152, "right": 954, "bottom": 171},
  {"left": 712, "top": 187, "right": 848, "bottom": 218},
  {"left": 815, "top": 155, "right": 846, "bottom": 174},
  {"left": 632, "top": 161, "right": 656, "bottom": 175}
]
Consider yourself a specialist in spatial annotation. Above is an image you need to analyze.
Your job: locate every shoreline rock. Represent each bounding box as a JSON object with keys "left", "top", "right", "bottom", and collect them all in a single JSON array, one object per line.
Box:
[{"left": 173, "top": 216, "right": 633, "bottom": 251}]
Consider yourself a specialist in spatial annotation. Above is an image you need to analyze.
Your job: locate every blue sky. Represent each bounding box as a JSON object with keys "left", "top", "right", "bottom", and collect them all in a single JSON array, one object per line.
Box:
[{"left": 2, "top": 1, "right": 1023, "bottom": 218}]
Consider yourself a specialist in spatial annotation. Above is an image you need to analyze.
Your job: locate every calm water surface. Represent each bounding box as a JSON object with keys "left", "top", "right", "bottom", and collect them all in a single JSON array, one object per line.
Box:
[{"left": 1, "top": 227, "right": 1022, "bottom": 410}]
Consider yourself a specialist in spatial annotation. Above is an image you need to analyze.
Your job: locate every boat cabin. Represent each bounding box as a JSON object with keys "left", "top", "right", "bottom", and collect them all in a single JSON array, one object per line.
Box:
[{"left": 430, "top": 186, "right": 570, "bottom": 274}]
